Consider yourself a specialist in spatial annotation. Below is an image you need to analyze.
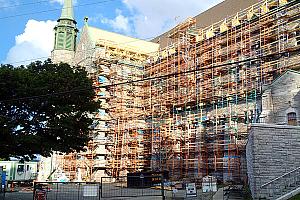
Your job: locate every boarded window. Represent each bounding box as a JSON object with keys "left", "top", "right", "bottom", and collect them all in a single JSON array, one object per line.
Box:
[
  {"left": 287, "top": 112, "right": 297, "bottom": 126},
  {"left": 57, "top": 32, "right": 65, "bottom": 49},
  {"left": 66, "top": 33, "right": 72, "bottom": 49}
]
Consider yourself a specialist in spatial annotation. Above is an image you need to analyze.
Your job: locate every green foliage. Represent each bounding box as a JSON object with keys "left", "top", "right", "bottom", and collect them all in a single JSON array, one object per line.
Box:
[
  {"left": 0, "top": 59, "right": 99, "bottom": 159},
  {"left": 243, "top": 184, "right": 253, "bottom": 200},
  {"left": 289, "top": 193, "right": 300, "bottom": 200}
]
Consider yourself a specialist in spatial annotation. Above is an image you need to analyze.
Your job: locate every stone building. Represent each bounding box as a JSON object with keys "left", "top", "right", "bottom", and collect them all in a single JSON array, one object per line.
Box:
[
  {"left": 71, "top": 19, "right": 159, "bottom": 180},
  {"left": 246, "top": 124, "right": 300, "bottom": 199},
  {"left": 152, "top": 0, "right": 258, "bottom": 48},
  {"left": 51, "top": 0, "right": 78, "bottom": 64},
  {"left": 47, "top": 0, "right": 300, "bottom": 185},
  {"left": 260, "top": 70, "right": 300, "bottom": 125},
  {"left": 49, "top": 0, "right": 159, "bottom": 181},
  {"left": 247, "top": 70, "right": 300, "bottom": 199}
]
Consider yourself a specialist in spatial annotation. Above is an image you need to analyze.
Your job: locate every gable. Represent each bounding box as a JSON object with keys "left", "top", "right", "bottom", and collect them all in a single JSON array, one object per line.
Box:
[
  {"left": 87, "top": 26, "right": 159, "bottom": 55},
  {"left": 271, "top": 70, "right": 300, "bottom": 88},
  {"left": 73, "top": 25, "right": 95, "bottom": 66}
]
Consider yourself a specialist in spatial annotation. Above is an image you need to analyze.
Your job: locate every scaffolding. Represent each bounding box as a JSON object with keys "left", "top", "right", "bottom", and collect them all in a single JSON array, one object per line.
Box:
[
  {"left": 59, "top": 0, "right": 300, "bottom": 183},
  {"left": 145, "top": 0, "right": 300, "bottom": 183},
  {"left": 91, "top": 40, "right": 153, "bottom": 178}
]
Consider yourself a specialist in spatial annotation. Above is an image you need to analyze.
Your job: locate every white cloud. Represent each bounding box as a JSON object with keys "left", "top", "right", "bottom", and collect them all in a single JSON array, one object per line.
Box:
[
  {"left": 49, "top": 0, "right": 77, "bottom": 5},
  {"left": 122, "top": 0, "right": 223, "bottom": 39},
  {"left": 101, "top": 9, "right": 131, "bottom": 34},
  {"left": 4, "top": 20, "right": 57, "bottom": 65},
  {"left": 49, "top": 0, "right": 64, "bottom": 5}
]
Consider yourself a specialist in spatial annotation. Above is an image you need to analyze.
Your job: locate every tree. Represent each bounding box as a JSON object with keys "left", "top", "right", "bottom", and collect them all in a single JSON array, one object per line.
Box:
[{"left": 0, "top": 59, "right": 99, "bottom": 159}]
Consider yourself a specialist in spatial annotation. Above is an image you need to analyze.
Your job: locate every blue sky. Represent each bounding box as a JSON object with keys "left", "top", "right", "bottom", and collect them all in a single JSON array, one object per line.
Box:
[{"left": 0, "top": 0, "right": 223, "bottom": 66}]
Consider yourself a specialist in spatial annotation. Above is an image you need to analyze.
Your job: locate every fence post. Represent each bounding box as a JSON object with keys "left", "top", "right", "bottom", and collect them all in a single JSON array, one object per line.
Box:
[
  {"left": 100, "top": 177, "right": 103, "bottom": 198},
  {"left": 141, "top": 175, "right": 144, "bottom": 196},
  {"left": 161, "top": 174, "right": 165, "bottom": 200},
  {"left": 121, "top": 178, "right": 123, "bottom": 197},
  {"left": 78, "top": 183, "right": 80, "bottom": 200},
  {"left": 98, "top": 182, "right": 101, "bottom": 200},
  {"left": 32, "top": 182, "right": 35, "bottom": 200},
  {"left": 56, "top": 183, "right": 58, "bottom": 200}
]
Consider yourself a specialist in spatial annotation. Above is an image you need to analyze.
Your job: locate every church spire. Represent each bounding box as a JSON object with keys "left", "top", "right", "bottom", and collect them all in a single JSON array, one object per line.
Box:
[
  {"left": 60, "top": 0, "right": 74, "bottom": 21},
  {"left": 51, "top": 0, "right": 78, "bottom": 64}
]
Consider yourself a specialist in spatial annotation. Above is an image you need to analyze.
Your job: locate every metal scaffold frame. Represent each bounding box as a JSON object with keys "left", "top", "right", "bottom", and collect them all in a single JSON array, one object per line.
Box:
[
  {"left": 59, "top": 0, "right": 300, "bottom": 184},
  {"left": 145, "top": 0, "right": 300, "bottom": 184}
]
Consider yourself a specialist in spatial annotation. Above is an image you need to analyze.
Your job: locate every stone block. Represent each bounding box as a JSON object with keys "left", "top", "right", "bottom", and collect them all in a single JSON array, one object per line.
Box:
[{"left": 247, "top": 124, "right": 300, "bottom": 199}]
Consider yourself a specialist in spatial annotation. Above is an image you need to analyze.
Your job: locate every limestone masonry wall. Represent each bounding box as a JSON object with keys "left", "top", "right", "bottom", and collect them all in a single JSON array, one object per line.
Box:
[
  {"left": 246, "top": 124, "right": 300, "bottom": 199},
  {"left": 261, "top": 71, "right": 300, "bottom": 125}
]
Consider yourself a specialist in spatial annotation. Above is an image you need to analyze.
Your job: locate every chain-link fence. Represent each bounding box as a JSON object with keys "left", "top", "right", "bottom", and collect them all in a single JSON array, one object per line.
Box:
[
  {"left": 0, "top": 190, "right": 4, "bottom": 200},
  {"left": 101, "top": 175, "right": 164, "bottom": 199},
  {"left": 33, "top": 182, "right": 101, "bottom": 200}
]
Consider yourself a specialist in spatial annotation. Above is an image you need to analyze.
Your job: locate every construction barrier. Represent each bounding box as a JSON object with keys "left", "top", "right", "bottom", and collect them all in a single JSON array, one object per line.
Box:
[{"left": 34, "top": 190, "right": 47, "bottom": 200}]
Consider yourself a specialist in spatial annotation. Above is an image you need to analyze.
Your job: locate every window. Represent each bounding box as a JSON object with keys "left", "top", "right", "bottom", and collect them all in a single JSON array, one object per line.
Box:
[
  {"left": 17, "top": 165, "right": 24, "bottom": 173},
  {"left": 287, "top": 112, "right": 297, "bottom": 126}
]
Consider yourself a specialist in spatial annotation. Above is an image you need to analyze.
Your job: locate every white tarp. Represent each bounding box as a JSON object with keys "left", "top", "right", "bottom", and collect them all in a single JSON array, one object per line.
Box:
[{"left": 83, "top": 185, "right": 98, "bottom": 197}]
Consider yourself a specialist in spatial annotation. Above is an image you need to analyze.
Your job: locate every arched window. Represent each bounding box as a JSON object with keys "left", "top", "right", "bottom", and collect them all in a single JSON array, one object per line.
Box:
[{"left": 287, "top": 112, "right": 297, "bottom": 126}]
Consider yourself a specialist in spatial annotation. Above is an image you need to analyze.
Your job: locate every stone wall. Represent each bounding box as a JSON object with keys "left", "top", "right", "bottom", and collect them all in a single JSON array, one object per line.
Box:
[
  {"left": 73, "top": 24, "right": 95, "bottom": 70},
  {"left": 246, "top": 124, "right": 300, "bottom": 199},
  {"left": 260, "top": 70, "right": 300, "bottom": 125},
  {"left": 51, "top": 49, "right": 75, "bottom": 65}
]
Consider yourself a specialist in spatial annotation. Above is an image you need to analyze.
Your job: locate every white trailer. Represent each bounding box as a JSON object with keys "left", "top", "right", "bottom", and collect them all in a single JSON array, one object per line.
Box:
[{"left": 0, "top": 161, "right": 38, "bottom": 181}]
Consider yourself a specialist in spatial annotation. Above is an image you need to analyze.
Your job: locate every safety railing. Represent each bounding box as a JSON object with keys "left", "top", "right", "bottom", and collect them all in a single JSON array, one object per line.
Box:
[{"left": 261, "top": 166, "right": 300, "bottom": 199}]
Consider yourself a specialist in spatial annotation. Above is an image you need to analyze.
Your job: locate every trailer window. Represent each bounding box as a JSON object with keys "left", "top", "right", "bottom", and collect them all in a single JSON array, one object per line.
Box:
[{"left": 17, "top": 165, "right": 24, "bottom": 173}]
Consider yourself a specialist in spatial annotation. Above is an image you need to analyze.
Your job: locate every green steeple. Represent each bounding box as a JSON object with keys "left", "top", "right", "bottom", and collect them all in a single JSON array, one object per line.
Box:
[
  {"left": 53, "top": 0, "right": 78, "bottom": 51},
  {"left": 60, "top": 0, "right": 74, "bottom": 20}
]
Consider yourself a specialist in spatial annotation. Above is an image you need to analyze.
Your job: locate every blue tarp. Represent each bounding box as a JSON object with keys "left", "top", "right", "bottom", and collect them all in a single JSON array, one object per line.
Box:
[
  {"left": 97, "top": 92, "right": 106, "bottom": 97},
  {"left": 97, "top": 109, "right": 106, "bottom": 116},
  {"left": 223, "top": 156, "right": 240, "bottom": 159},
  {"left": 98, "top": 76, "right": 108, "bottom": 84}
]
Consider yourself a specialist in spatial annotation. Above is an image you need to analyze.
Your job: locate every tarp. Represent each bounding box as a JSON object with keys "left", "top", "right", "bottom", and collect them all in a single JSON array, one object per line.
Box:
[{"left": 98, "top": 76, "right": 109, "bottom": 84}]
